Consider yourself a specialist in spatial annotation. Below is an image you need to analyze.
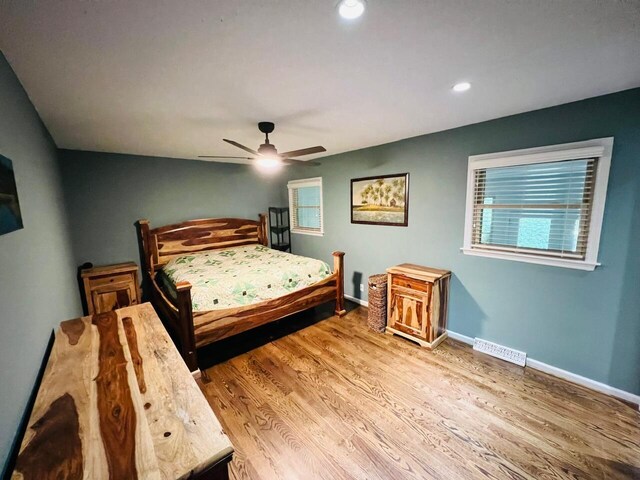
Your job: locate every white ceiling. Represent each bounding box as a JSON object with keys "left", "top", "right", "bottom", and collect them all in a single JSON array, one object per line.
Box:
[{"left": 1, "top": 1, "right": 639, "bottom": 164}]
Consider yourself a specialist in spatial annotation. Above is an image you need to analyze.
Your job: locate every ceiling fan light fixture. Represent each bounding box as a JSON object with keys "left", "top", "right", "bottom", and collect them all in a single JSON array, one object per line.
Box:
[
  {"left": 255, "top": 156, "right": 283, "bottom": 172},
  {"left": 206, "top": 122, "right": 324, "bottom": 168},
  {"left": 338, "top": 0, "right": 365, "bottom": 20}
]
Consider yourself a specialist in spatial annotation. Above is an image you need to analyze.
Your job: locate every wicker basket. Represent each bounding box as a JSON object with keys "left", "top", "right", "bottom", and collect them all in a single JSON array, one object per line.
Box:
[{"left": 367, "top": 273, "right": 388, "bottom": 333}]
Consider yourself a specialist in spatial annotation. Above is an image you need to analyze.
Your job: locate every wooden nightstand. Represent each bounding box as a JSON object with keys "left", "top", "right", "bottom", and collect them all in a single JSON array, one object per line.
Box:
[
  {"left": 386, "top": 264, "right": 451, "bottom": 349},
  {"left": 81, "top": 262, "right": 141, "bottom": 315}
]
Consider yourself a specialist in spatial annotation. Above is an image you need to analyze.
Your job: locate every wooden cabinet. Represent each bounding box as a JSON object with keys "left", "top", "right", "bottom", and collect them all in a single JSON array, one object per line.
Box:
[
  {"left": 81, "top": 262, "right": 141, "bottom": 315},
  {"left": 386, "top": 264, "right": 451, "bottom": 349}
]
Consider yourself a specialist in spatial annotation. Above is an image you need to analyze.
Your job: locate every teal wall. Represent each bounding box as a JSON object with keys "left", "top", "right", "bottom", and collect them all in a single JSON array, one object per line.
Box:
[
  {"left": 0, "top": 54, "right": 81, "bottom": 471},
  {"left": 58, "top": 150, "right": 286, "bottom": 268},
  {"left": 285, "top": 88, "right": 640, "bottom": 395}
]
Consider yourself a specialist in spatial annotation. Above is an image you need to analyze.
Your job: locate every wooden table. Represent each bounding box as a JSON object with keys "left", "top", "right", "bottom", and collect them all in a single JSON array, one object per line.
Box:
[{"left": 11, "top": 303, "right": 234, "bottom": 480}]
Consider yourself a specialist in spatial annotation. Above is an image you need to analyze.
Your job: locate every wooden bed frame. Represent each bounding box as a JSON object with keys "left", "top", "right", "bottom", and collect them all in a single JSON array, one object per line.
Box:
[{"left": 136, "top": 214, "right": 345, "bottom": 371}]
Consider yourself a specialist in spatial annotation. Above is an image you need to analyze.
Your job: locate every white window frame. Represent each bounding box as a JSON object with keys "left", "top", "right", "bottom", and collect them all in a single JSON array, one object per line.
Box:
[
  {"left": 287, "top": 177, "right": 324, "bottom": 236},
  {"left": 462, "top": 137, "right": 613, "bottom": 271}
]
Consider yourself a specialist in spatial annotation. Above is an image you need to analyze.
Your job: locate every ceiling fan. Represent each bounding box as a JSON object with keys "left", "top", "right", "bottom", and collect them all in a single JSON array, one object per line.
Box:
[{"left": 199, "top": 122, "right": 325, "bottom": 167}]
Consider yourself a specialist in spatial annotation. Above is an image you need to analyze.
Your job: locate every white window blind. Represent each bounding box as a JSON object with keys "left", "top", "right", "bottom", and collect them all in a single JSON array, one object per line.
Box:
[
  {"left": 462, "top": 138, "right": 613, "bottom": 271},
  {"left": 472, "top": 158, "right": 596, "bottom": 259},
  {"left": 287, "top": 177, "right": 323, "bottom": 235}
]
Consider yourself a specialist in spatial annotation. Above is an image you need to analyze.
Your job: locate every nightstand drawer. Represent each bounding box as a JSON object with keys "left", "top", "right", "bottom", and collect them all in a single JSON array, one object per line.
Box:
[
  {"left": 88, "top": 272, "right": 134, "bottom": 288},
  {"left": 391, "top": 274, "right": 431, "bottom": 293}
]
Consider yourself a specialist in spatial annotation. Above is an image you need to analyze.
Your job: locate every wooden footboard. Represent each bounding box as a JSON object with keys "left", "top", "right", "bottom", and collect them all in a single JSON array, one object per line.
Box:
[
  {"left": 137, "top": 216, "right": 345, "bottom": 372},
  {"left": 192, "top": 257, "right": 345, "bottom": 348}
]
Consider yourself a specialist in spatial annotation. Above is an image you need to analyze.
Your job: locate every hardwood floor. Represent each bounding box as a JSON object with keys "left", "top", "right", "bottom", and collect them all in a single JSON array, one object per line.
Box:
[{"left": 197, "top": 303, "right": 640, "bottom": 479}]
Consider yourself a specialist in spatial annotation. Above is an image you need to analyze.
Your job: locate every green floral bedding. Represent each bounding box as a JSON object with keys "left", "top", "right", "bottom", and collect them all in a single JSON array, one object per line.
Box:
[{"left": 161, "top": 245, "right": 332, "bottom": 312}]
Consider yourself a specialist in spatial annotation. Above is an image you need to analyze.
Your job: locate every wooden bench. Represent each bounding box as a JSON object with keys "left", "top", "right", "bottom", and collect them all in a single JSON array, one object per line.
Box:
[{"left": 11, "top": 303, "right": 233, "bottom": 480}]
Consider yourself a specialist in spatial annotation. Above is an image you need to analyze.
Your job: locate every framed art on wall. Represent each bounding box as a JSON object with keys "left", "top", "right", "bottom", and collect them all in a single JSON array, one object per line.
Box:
[
  {"left": 351, "top": 173, "right": 409, "bottom": 226},
  {"left": 0, "top": 154, "right": 23, "bottom": 235}
]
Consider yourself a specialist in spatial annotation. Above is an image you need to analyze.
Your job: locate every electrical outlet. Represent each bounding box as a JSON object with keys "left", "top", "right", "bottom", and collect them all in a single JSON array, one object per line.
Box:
[
  {"left": 360, "top": 283, "right": 364, "bottom": 292},
  {"left": 473, "top": 338, "right": 527, "bottom": 367}
]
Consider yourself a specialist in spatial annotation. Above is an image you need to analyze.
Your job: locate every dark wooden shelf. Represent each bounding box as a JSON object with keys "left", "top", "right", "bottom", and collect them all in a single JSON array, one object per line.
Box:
[{"left": 269, "top": 207, "right": 291, "bottom": 253}]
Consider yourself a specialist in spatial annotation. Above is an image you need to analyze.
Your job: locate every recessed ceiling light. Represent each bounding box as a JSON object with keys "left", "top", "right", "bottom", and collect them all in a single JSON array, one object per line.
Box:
[
  {"left": 452, "top": 82, "right": 471, "bottom": 93},
  {"left": 338, "top": 0, "right": 365, "bottom": 20}
]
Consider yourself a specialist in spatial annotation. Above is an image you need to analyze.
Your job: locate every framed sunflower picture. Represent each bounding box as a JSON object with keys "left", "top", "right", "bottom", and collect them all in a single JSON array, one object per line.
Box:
[{"left": 351, "top": 173, "right": 409, "bottom": 226}]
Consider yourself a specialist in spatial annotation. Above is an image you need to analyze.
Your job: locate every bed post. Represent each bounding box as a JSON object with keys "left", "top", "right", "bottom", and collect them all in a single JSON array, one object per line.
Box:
[
  {"left": 137, "top": 219, "right": 153, "bottom": 274},
  {"left": 258, "top": 213, "right": 268, "bottom": 246},
  {"left": 175, "top": 281, "right": 198, "bottom": 372},
  {"left": 136, "top": 219, "right": 155, "bottom": 307},
  {"left": 333, "top": 251, "right": 346, "bottom": 317}
]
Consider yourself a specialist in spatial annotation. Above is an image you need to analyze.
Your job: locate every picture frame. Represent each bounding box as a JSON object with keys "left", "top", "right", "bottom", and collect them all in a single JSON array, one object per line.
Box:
[
  {"left": 351, "top": 173, "right": 409, "bottom": 226},
  {"left": 0, "top": 154, "right": 24, "bottom": 235}
]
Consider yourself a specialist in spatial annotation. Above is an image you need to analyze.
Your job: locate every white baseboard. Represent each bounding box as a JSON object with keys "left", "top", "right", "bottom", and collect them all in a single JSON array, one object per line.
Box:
[
  {"left": 447, "top": 330, "right": 474, "bottom": 345},
  {"left": 447, "top": 329, "right": 640, "bottom": 408},
  {"left": 525, "top": 358, "right": 640, "bottom": 407},
  {"left": 344, "top": 294, "right": 368, "bottom": 307}
]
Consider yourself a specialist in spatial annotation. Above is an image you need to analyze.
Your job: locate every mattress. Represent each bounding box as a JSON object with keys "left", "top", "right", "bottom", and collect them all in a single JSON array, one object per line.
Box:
[{"left": 160, "top": 244, "right": 332, "bottom": 312}]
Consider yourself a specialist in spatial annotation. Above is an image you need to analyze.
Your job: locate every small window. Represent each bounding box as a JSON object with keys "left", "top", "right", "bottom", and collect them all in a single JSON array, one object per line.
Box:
[
  {"left": 462, "top": 138, "right": 613, "bottom": 270},
  {"left": 287, "top": 177, "right": 323, "bottom": 236}
]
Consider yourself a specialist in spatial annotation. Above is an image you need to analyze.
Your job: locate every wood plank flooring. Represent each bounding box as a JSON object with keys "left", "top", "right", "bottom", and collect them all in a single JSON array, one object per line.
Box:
[{"left": 197, "top": 304, "right": 640, "bottom": 479}]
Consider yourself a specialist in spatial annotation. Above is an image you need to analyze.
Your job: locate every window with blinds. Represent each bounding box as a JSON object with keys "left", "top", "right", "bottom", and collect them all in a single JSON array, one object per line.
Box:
[
  {"left": 462, "top": 138, "right": 613, "bottom": 271},
  {"left": 287, "top": 177, "right": 323, "bottom": 235},
  {"left": 472, "top": 158, "right": 596, "bottom": 259}
]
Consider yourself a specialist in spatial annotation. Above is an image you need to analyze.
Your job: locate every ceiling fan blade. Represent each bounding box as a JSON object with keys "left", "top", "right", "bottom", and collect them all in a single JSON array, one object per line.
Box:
[
  {"left": 223, "top": 139, "right": 260, "bottom": 156},
  {"left": 279, "top": 146, "right": 326, "bottom": 158},
  {"left": 198, "top": 155, "right": 255, "bottom": 160},
  {"left": 281, "top": 158, "right": 321, "bottom": 166}
]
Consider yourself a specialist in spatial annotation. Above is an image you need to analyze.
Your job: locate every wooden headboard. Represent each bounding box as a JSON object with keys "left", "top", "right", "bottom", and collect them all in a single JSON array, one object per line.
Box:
[{"left": 137, "top": 214, "right": 268, "bottom": 274}]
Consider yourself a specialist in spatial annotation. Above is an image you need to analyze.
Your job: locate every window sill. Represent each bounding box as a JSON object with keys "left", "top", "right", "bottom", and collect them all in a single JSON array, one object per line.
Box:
[
  {"left": 292, "top": 229, "right": 324, "bottom": 237},
  {"left": 460, "top": 248, "right": 599, "bottom": 271}
]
